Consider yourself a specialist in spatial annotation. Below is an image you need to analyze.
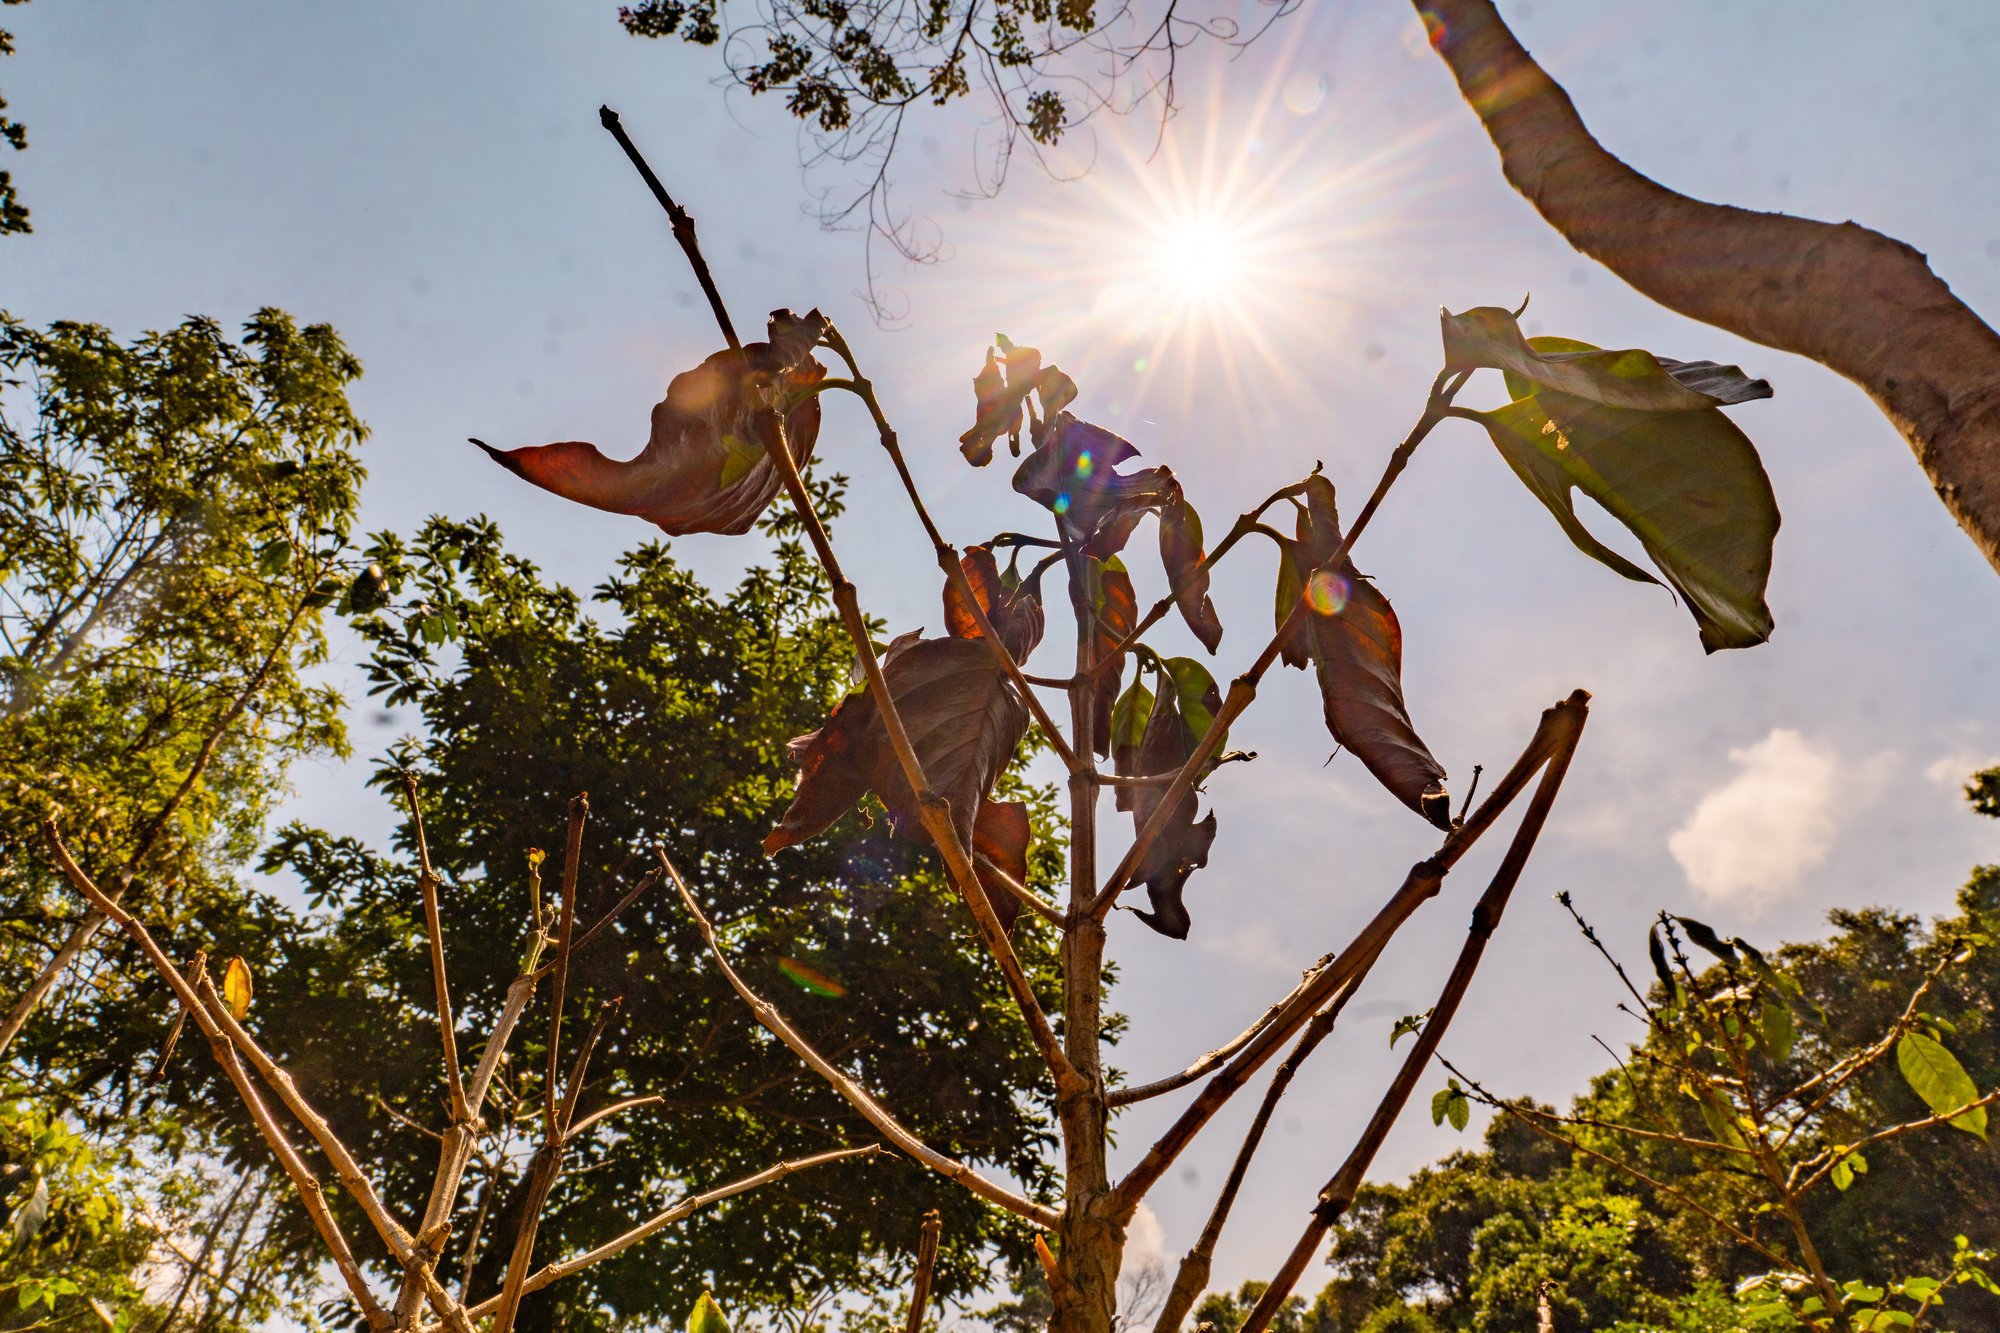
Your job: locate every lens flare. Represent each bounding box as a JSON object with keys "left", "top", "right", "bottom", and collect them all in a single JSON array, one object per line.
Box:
[
  {"left": 778, "top": 957, "right": 847, "bottom": 998},
  {"left": 1306, "top": 569, "right": 1351, "bottom": 615}
]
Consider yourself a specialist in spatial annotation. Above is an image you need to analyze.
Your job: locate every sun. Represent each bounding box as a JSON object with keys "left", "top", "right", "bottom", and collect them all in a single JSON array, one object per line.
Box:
[
  {"left": 1152, "top": 214, "right": 1246, "bottom": 303},
  {"left": 948, "top": 38, "right": 1466, "bottom": 436}
]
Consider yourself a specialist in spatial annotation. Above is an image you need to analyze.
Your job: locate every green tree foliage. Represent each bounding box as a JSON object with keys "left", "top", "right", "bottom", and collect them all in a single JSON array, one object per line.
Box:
[
  {"left": 0, "top": 309, "right": 364, "bottom": 1063},
  {"left": 237, "top": 509, "right": 1066, "bottom": 1328},
  {"left": 1320, "top": 817, "right": 2000, "bottom": 1332},
  {"left": 0, "top": 1097, "right": 157, "bottom": 1330},
  {"left": 0, "top": 0, "right": 27, "bottom": 236}
]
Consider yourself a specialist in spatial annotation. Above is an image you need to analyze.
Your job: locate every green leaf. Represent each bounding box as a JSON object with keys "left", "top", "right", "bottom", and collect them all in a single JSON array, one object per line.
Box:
[
  {"left": 1677, "top": 916, "right": 1739, "bottom": 964},
  {"left": 1647, "top": 925, "right": 1677, "bottom": 1000},
  {"left": 1390, "top": 1010, "right": 1432, "bottom": 1048},
  {"left": 1468, "top": 388, "right": 1779, "bottom": 652},
  {"left": 1896, "top": 1032, "right": 1988, "bottom": 1138},
  {"left": 1430, "top": 1080, "right": 1469, "bottom": 1131},
  {"left": 1759, "top": 996, "right": 1796, "bottom": 1063},
  {"left": 1442, "top": 307, "right": 1773, "bottom": 411},
  {"left": 256, "top": 538, "right": 293, "bottom": 576},
  {"left": 1831, "top": 1149, "right": 1867, "bottom": 1192},
  {"left": 1687, "top": 1080, "right": 1748, "bottom": 1151},
  {"left": 688, "top": 1292, "right": 732, "bottom": 1333},
  {"left": 1109, "top": 674, "right": 1154, "bottom": 786}
]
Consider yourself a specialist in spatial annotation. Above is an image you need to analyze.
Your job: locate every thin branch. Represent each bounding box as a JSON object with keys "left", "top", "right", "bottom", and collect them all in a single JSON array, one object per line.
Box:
[
  {"left": 1556, "top": 890, "right": 1654, "bottom": 1018},
  {"left": 1089, "top": 478, "right": 1313, "bottom": 678},
  {"left": 541, "top": 868, "right": 662, "bottom": 974},
  {"left": 594, "top": 119, "right": 1074, "bottom": 1095},
  {"left": 493, "top": 1001, "right": 620, "bottom": 1333},
  {"left": 459, "top": 1146, "right": 883, "bottom": 1321},
  {"left": 819, "top": 322, "right": 1082, "bottom": 777},
  {"left": 1779, "top": 944, "right": 1957, "bottom": 1132},
  {"left": 1442, "top": 1059, "right": 1791, "bottom": 1269},
  {"left": 200, "top": 1001, "right": 392, "bottom": 1330},
  {"left": 1152, "top": 993, "right": 1351, "bottom": 1333},
  {"left": 1107, "top": 954, "right": 1330, "bottom": 1108},
  {"left": 661, "top": 848, "right": 1060, "bottom": 1227},
  {"left": 42, "top": 823, "right": 436, "bottom": 1333},
  {"left": 146, "top": 949, "right": 207, "bottom": 1086},
  {"left": 1790, "top": 1089, "right": 2000, "bottom": 1196},
  {"left": 1237, "top": 696, "right": 1587, "bottom": 1333},
  {"left": 566, "top": 1095, "right": 666, "bottom": 1140},
  {"left": 972, "top": 852, "right": 1066, "bottom": 929},
  {"left": 905, "top": 1209, "right": 943, "bottom": 1333},
  {"left": 546, "top": 794, "right": 588, "bottom": 1136},
  {"left": 766, "top": 409, "right": 1078, "bottom": 1095},
  {"left": 598, "top": 107, "right": 739, "bottom": 350},
  {"left": 402, "top": 773, "right": 468, "bottom": 1121}
]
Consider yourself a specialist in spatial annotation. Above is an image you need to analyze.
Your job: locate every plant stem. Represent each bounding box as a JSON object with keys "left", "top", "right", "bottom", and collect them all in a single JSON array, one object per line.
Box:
[
  {"left": 819, "top": 324, "right": 1083, "bottom": 775},
  {"left": 1055, "top": 540, "right": 1118, "bottom": 1333},
  {"left": 598, "top": 106, "right": 739, "bottom": 351}
]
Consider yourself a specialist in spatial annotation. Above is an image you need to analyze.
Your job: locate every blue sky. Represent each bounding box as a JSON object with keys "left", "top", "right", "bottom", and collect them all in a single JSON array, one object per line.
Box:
[{"left": 8, "top": 0, "right": 2000, "bottom": 1308}]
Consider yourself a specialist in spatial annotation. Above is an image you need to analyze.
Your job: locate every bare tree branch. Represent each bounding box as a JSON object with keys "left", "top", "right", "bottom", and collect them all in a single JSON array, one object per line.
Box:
[
  {"left": 457, "top": 1146, "right": 883, "bottom": 1322},
  {"left": 1419, "top": 0, "right": 2000, "bottom": 576},
  {"left": 1237, "top": 693, "right": 1588, "bottom": 1333},
  {"left": 661, "top": 848, "right": 1061, "bottom": 1228}
]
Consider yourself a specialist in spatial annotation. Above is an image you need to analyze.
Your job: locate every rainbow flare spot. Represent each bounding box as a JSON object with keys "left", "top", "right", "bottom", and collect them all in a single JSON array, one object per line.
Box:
[
  {"left": 1306, "top": 568, "right": 1350, "bottom": 615},
  {"left": 778, "top": 957, "right": 847, "bottom": 998}
]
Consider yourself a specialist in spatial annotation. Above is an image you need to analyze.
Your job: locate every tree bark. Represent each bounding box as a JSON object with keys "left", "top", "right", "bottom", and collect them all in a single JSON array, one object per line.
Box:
[
  {"left": 1056, "top": 559, "right": 1123, "bottom": 1333},
  {"left": 1418, "top": 0, "right": 2000, "bottom": 576}
]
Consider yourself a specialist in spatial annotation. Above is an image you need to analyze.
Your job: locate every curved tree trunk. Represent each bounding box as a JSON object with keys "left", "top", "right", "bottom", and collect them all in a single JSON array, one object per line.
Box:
[{"left": 1417, "top": 0, "right": 2000, "bottom": 577}]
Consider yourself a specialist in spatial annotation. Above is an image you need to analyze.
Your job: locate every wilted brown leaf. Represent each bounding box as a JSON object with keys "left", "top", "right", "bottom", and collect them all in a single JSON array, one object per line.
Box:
[
  {"left": 765, "top": 637, "right": 1029, "bottom": 857},
  {"left": 1159, "top": 486, "right": 1222, "bottom": 652},
  {"left": 1113, "top": 657, "right": 1223, "bottom": 939},
  {"left": 943, "top": 545, "right": 1045, "bottom": 664},
  {"left": 1290, "top": 476, "right": 1451, "bottom": 829},
  {"left": 475, "top": 308, "right": 829, "bottom": 536}
]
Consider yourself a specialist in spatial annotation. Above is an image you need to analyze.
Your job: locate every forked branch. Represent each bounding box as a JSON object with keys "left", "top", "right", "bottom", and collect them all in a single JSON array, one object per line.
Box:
[{"left": 1237, "top": 696, "right": 1588, "bottom": 1333}]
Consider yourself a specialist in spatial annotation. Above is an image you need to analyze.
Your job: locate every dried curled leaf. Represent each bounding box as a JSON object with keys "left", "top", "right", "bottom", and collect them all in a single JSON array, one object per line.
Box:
[
  {"left": 958, "top": 336, "right": 1077, "bottom": 465},
  {"left": 765, "top": 637, "right": 1029, "bottom": 856},
  {"left": 1088, "top": 556, "right": 1137, "bottom": 757},
  {"left": 1158, "top": 486, "right": 1222, "bottom": 653},
  {"left": 1114, "top": 657, "right": 1224, "bottom": 939},
  {"left": 1288, "top": 477, "right": 1451, "bottom": 829},
  {"left": 1012, "top": 415, "right": 1177, "bottom": 557},
  {"left": 476, "top": 308, "right": 829, "bottom": 536},
  {"left": 943, "top": 545, "right": 1045, "bottom": 664}
]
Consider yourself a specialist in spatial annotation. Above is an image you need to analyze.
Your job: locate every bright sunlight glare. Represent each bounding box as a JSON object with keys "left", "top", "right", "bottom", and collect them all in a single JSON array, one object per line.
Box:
[{"left": 1153, "top": 215, "right": 1245, "bottom": 301}]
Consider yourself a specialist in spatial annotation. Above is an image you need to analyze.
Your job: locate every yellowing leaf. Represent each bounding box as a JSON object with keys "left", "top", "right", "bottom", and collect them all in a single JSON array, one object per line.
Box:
[
  {"left": 222, "top": 957, "right": 254, "bottom": 1020},
  {"left": 688, "top": 1292, "right": 732, "bottom": 1333}
]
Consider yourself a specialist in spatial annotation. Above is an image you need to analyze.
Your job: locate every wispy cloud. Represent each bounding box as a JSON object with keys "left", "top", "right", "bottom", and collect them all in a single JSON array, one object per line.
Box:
[{"left": 1668, "top": 729, "right": 1841, "bottom": 916}]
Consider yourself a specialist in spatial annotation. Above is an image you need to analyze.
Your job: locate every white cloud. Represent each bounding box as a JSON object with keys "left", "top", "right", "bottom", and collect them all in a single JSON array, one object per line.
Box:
[
  {"left": 1925, "top": 752, "right": 1997, "bottom": 791},
  {"left": 1121, "top": 1202, "right": 1167, "bottom": 1279},
  {"left": 1668, "top": 729, "right": 1841, "bottom": 915}
]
